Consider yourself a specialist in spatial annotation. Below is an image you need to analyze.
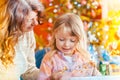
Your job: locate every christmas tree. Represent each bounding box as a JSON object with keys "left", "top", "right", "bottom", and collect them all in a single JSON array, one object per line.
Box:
[{"left": 34, "top": 0, "right": 102, "bottom": 49}]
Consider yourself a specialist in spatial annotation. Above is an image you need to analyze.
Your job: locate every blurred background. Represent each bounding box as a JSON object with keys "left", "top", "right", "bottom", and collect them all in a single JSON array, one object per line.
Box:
[{"left": 34, "top": 0, "right": 120, "bottom": 76}]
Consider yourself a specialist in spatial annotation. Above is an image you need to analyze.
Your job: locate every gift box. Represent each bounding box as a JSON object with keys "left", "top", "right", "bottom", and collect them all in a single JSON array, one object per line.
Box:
[{"left": 109, "top": 64, "right": 120, "bottom": 75}]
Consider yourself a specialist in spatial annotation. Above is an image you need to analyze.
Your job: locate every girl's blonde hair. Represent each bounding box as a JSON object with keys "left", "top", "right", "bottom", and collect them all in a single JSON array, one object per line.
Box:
[{"left": 49, "top": 13, "right": 91, "bottom": 60}]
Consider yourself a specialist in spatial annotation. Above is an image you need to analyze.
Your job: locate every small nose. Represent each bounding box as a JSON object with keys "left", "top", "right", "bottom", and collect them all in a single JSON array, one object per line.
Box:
[{"left": 64, "top": 40, "right": 70, "bottom": 47}]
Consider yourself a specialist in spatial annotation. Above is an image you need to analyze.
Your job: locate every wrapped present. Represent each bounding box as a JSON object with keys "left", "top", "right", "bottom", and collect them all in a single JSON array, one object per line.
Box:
[{"left": 109, "top": 64, "right": 120, "bottom": 75}]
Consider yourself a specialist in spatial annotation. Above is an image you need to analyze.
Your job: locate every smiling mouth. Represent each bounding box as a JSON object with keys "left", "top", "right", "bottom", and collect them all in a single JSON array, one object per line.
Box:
[{"left": 62, "top": 48, "right": 71, "bottom": 51}]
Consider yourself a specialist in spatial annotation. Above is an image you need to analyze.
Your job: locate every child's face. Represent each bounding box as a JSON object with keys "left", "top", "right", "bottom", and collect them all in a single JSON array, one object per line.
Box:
[
  {"left": 21, "top": 11, "right": 38, "bottom": 32},
  {"left": 55, "top": 25, "right": 78, "bottom": 56}
]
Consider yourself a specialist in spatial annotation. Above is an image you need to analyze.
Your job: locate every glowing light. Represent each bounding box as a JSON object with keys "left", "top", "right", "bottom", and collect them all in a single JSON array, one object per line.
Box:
[
  {"left": 48, "top": 18, "right": 53, "bottom": 23},
  {"left": 53, "top": 9, "right": 58, "bottom": 13},
  {"left": 49, "top": 3, "right": 53, "bottom": 6}
]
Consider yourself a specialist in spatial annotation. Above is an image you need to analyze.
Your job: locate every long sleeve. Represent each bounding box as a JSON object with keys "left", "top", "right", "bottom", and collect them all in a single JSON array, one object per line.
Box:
[
  {"left": 21, "top": 31, "right": 39, "bottom": 80},
  {"left": 38, "top": 52, "right": 53, "bottom": 80}
]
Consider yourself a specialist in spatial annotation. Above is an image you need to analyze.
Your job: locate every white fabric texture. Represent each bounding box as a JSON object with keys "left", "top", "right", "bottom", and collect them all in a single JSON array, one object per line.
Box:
[{"left": 0, "top": 31, "right": 39, "bottom": 80}]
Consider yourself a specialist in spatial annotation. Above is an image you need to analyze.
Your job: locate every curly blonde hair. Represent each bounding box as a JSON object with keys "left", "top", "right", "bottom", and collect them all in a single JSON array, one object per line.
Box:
[{"left": 0, "top": 0, "right": 32, "bottom": 67}]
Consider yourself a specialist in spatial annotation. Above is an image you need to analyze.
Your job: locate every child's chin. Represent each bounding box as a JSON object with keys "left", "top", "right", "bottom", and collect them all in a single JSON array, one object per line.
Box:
[{"left": 63, "top": 52, "right": 72, "bottom": 56}]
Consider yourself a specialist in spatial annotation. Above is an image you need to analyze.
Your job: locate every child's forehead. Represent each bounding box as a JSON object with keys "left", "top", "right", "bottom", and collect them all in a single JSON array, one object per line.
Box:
[
  {"left": 57, "top": 23, "right": 71, "bottom": 31},
  {"left": 55, "top": 28, "right": 75, "bottom": 38},
  {"left": 56, "top": 26, "right": 71, "bottom": 33}
]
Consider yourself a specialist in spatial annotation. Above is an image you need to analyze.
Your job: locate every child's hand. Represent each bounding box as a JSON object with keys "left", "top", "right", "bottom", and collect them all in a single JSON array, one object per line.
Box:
[
  {"left": 59, "top": 71, "right": 71, "bottom": 80},
  {"left": 50, "top": 71, "right": 63, "bottom": 80},
  {"left": 71, "top": 70, "right": 83, "bottom": 77},
  {"left": 50, "top": 71, "right": 72, "bottom": 80}
]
